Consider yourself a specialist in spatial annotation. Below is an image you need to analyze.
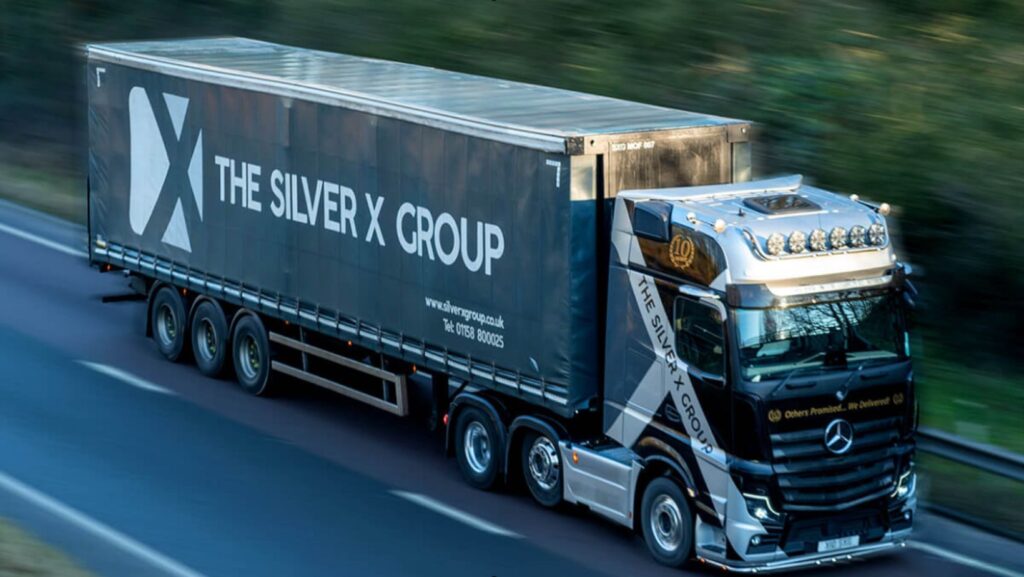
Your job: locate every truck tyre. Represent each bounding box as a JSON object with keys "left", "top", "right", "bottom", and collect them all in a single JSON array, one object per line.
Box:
[
  {"left": 641, "top": 477, "right": 694, "bottom": 568},
  {"left": 191, "top": 300, "right": 229, "bottom": 377},
  {"left": 231, "top": 314, "right": 272, "bottom": 395},
  {"left": 521, "top": 431, "right": 563, "bottom": 507},
  {"left": 454, "top": 407, "right": 501, "bottom": 490},
  {"left": 151, "top": 286, "right": 188, "bottom": 362}
]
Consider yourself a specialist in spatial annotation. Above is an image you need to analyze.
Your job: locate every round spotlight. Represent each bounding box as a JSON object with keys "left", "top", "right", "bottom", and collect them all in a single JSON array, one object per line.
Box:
[
  {"left": 869, "top": 223, "right": 886, "bottom": 245},
  {"left": 830, "top": 227, "right": 848, "bottom": 249},
  {"left": 788, "top": 230, "right": 806, "bottom": 254},
  {"left": 809, "top": 229, "right": 827, "bottom": 252},
  {"left": 766, "top": 233, "right": 785, "bottom": 256},
  {"left": 849, "top": 225, "right": 867, "bottom": 248}
]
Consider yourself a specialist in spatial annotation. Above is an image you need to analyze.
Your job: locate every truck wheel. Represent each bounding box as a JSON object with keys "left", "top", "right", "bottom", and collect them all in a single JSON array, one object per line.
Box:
[
  {"left": 454, "top": 407, "right": 501, "bottom": 490},
  {"left": 191, "top": 300, "right": 228, "bottom": 377},
  {"left": 521, "top": 431, "right": 562, "bottom": 507},
  {"left": 151, "top": 286, "right": 188, "bottom": 362},
  {"left": 231, "top": 314, "right": 272, "bottom": 395},
  {"left": 641, "top": 477, "right": 694, "bottom": 568}
]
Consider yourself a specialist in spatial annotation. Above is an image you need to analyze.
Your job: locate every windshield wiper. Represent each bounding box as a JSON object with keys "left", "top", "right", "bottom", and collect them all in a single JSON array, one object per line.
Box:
[{"left": 835, "top": 363, "right": 865, "bottom": 401}]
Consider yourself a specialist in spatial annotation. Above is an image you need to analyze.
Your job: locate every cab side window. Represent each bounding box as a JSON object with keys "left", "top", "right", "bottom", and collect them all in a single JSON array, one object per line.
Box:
[{"left": 674, "top": 298, "right": 725, "bottom": 376}]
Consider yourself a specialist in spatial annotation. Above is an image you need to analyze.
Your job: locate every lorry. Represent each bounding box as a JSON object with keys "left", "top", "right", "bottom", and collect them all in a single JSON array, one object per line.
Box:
[{"left": 85, "top": 37, "right": 917, "bottom": 572}]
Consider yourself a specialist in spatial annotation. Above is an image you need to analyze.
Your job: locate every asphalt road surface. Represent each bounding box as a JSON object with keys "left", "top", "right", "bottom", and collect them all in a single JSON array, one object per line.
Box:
[{"left": 1, "top": 199, "right": 1021, "bottom": 577}]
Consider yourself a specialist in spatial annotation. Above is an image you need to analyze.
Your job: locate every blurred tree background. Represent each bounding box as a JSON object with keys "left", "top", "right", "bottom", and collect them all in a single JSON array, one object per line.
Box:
[{"left": 0, "top": 0, "right": 1021, "bottom": 446}]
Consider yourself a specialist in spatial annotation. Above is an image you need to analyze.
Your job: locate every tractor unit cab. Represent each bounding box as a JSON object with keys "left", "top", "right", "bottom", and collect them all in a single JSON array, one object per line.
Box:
[{"left": 602, "top": 175, "right": 916, "bottom": 570}]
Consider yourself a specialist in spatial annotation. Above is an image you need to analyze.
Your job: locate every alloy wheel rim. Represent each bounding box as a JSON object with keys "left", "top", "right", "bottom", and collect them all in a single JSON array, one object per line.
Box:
[
  {"left": 527, "top": 436, "right": 560, "bottom": 491},
  {"left": 157, "top": 304, "right": 176, "bottom": 345},
  {"left": 238, "top": 335, "right": 261, "bottom": 380},
  {"left": 198, "top": 319, "right": 217, "bottom": 360},
  {"left": 650, "top": 494, "right": 684, "bottom": 553},
  {"left": 464, "top": 421, "right": 492, "bottom": 474}
]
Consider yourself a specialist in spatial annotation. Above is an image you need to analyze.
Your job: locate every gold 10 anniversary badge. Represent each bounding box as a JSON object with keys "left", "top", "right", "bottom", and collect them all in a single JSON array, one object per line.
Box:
[{"left": 669, "top": 234, "right": 696, "bottom": 270}]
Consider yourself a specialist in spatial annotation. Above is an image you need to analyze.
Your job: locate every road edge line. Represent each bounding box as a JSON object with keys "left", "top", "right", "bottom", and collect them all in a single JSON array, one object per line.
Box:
[
  {"left": 908, "top": 541, "right": 1023, "bottom": 577},
  {"left": 0, "top": 221, "right": 87, "bottom": 258},
  {"left": 0, "top": 471, "right": 208, "bottom": 577}
]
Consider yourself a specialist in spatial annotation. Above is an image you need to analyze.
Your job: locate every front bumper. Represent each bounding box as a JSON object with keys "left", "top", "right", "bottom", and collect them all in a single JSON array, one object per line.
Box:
[
  {"left": 694, "top": 481, "right": 916, "bottom": 573},
  {"left": 698, "top": 533, "right": 911, "bottom": 573}
]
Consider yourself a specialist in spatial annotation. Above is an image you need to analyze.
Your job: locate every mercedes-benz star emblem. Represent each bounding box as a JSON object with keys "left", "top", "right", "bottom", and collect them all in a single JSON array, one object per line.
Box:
[{"left": 824, "top": 418, "right": 854, "bottom": 454}]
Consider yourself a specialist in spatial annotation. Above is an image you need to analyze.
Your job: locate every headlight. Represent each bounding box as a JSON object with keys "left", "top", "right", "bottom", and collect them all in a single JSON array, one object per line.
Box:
[
  {"left": 891, "top": 467, "right": 916, "bottom": 501},
  {"left": 743, "top": 492, "right": 782, "bottom": 524},
  {"left": 766, "top": 233, "right": 785, "bottom": 256}
]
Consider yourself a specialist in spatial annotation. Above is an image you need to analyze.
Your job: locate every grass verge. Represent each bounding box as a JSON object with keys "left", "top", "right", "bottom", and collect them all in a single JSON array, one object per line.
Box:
[
  {"left": 0, "top": 517, "right": 96, "bottom": 577},
  {"left": 0, "top": 160, "right": 83, "bottom": 224}
]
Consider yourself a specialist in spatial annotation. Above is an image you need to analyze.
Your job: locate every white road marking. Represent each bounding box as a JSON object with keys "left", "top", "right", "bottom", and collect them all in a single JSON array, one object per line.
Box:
[
  {"left": 391, "top": 490, "right": 522, "bottom": 539},
  {"left": 908, "top": 541, "right": 1023, "bottom": 577},
  {"left": 0, "top": 221, "right": 87, "bottom": 258},
  {"left": 0, "top": 471, "right": 209, "bottom": 577},
  {"left": 80, "top": 361, "right": 174, "bottom": 395}
]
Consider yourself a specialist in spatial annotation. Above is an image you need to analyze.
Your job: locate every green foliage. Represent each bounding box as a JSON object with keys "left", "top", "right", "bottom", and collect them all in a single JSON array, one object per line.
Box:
[{"left": 0, "top": 0, "right": 1021, "bottom": 361}]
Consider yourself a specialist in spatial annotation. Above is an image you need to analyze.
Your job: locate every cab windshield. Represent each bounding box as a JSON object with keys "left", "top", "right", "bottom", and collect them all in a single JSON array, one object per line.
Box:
[{"left": 735, "top": 294, "right": 905, "bottom": 380}]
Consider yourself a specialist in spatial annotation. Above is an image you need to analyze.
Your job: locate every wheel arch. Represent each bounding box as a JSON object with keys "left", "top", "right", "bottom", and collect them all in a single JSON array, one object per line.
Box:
[{"left": 633, "top": 437, "right": 699, "bottom": 531}]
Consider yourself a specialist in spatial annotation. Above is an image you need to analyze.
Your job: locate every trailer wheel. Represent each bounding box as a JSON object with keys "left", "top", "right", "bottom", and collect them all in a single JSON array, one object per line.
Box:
[
  {"left": 151, "top": 286, "right": 188, "bottom": 362},
  {"left": 231, "top": 314, "right": 272, "bottom": 395},
  {"left": 454, "top": 407, "right": 501, "bottom": 490},
  {"left": 640, "top": 477, "right": 693, "bottom": 568},
  {"left": 191, "top": 300, "right": 229, "bottom": 377},
  {"left": 521, "top": 431, "right": 562, "bottom": 507}
]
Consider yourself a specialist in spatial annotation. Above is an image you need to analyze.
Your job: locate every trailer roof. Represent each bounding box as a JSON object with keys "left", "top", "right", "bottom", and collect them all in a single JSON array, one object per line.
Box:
[{"left": 87, "top": 37, "right": 745, "bottom": 152}]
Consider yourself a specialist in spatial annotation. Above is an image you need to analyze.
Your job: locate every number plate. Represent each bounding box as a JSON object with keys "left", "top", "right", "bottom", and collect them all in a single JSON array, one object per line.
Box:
[{"left": 817, "top": 535, "right": 860, "bottom": 553}]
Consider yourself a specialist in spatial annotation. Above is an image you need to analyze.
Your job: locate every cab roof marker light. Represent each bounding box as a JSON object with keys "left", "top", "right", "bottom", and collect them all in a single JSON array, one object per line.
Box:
[
  {"left": 869, "top": 223, "right": 886, "bottom": 246},
  {"left": 809, "top": 228, "right": 827, "bottom": 252},
  {"left": 830, "top": 227, "right": 848, "bottom": 250},
  {"left": 714, "top": 219, "right": 727, "bottom": 233},
  {"left": 878, "top": 202, "right": 892, "bottom": 216},
  {"left": 849, "top": 225, "right": 867, "bottom": 248},
  {"left": 787, "top": 230, "right": 806, "bottom": 254}
]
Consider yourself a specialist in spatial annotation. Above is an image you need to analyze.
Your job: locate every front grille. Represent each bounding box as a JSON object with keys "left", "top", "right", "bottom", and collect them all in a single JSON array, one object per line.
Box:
[{"left": 770, "top": 417, "right": 900, "bottom": 511}]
